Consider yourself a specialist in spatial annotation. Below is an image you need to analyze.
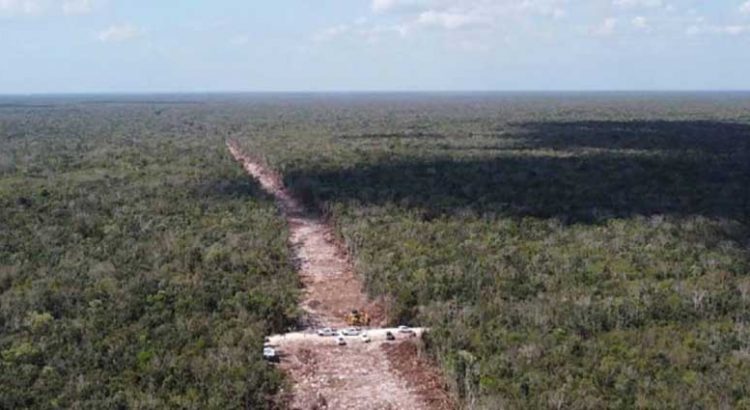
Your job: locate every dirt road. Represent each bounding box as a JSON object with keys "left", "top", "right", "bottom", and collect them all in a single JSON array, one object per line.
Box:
[{"left": 227, "top": 141, "right": 452, "bottom": 410}]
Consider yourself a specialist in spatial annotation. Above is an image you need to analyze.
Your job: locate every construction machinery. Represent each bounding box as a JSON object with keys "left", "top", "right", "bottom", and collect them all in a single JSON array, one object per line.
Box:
[{"left": 345, "top": 309, "right": 370, "bottom": 327}]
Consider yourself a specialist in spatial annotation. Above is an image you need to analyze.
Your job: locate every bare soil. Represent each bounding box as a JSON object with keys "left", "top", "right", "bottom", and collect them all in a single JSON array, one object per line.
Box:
[
  {"left": 269, "top": 330, "right": 431, "bottom": 410},
  {"left": 228, "top": 141, "right": 452, "bottom": 410},
  {"left": 382, "top": 341, "right": 454, "bottom": 410}
]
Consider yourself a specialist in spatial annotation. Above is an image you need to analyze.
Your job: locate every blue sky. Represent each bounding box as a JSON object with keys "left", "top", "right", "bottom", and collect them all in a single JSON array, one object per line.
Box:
[{"left": 1, "top": 0, "right": 750, "bottom": 93}]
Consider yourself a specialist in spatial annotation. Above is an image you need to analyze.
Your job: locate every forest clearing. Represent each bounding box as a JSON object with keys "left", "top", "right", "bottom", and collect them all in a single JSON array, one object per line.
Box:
[
  {"left": 1, "top": 93, "right": 749, "bottom": 408},
  {"left": 228, "top": 140, "right": 452, "bottom": 410}
]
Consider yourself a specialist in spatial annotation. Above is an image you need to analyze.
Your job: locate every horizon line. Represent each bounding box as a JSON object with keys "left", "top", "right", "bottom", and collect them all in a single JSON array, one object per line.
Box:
[{"left": 2, "top": 89, "right": 750, "bottom": 98}]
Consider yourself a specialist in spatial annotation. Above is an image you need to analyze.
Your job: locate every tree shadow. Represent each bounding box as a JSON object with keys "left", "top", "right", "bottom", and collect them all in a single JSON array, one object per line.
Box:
[
  {"left": 512, "top": 120, "right": 750, "bottom": 155},
  {"left": 338, "top": 132, "right": 448, "bottom": 140},
  {"left": 190, "top": 166, "right": 277, "bottom": 203},
  {"left": 286, "top": 120, "right": 750, "bottom": 225}
]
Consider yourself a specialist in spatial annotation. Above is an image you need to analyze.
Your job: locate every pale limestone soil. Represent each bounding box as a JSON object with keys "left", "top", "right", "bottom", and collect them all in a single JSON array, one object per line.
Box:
[
  {"left": 228, "top": 141, "right": 369, "bottom": 327},
  {"left": 227, "top": 141, "right": 451, "bottom": 410},
  {"left": 268, "top": 330, "right": 430, "bottom": 410}
]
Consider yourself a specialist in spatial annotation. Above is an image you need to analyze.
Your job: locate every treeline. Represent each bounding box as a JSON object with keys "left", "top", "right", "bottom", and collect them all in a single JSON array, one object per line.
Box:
[{"left": 0, "top": 103, "right": 299, "bottom": 409}]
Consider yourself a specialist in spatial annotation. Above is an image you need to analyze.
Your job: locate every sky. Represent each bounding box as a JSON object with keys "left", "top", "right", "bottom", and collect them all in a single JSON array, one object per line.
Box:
[{"left": 1, "top": 0, "right": 750, "bottom": 93}]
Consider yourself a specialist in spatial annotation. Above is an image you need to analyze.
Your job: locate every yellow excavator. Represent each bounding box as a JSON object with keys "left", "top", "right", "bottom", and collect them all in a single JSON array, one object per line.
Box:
[{"left": 345, "top": 309, "right": 370, "bottom": 327}]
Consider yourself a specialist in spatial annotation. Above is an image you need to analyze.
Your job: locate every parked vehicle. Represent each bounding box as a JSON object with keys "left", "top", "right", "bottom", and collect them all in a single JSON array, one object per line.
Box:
[
  {"left": 263, "top": 347, "right": 279, "bottom": 363},
  {"left": 317, "top": 327, "right": 337, "bottom": 337},
  {"left": 385, "top": 331, "right": 395, "bottom": 341},
  {"left": 360, "top": 333, "right": 371, "bottom": 343},
  {"left": 336, "top": 336, "right": 347, "bottom": 346},
  {"left": 398, "top": 325, "right": 414, "bottom": 334},
  {"left": 341, "top": 327, "right": 361, "bottom": 336}
]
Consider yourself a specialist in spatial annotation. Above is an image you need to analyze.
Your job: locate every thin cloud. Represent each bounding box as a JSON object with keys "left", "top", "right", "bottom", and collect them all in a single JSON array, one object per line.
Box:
[
  {"left": 719, "top": 25, "right": 750, "bottom": 35},
  {"left": 98, "top": 24, "right": 143, "bottom": 43},
  {"left": 612, "top": 0, "right": 663, "bottom": 9},
  {"left": 686, "top": 23, "right": 750, "bottom": 36},
  {"left": 321, "top": 0, "right": 739, "bottom": 47},
  {"left": 741, "top": 1, "right": 750, "bottom": 15},
  {"left": 1, "top": 0, "right": 100, "bottom": 16},
  {"left": 314, "top": 24, "right": 351, "bottom": 43},
  {"left": 416, "top": 10, "right": 484, "bottom": 30},
  {"left": 363, "top": 0, "right": 569, "bottom": 37},
  {"left": 591, "top": 17, "right": 617, "bottom": 36},
  {"left": 632, "top": 16, "right": 648, "bottom": 30},
  {"left": 371, "top": 0, "right": 426, "bottom": 14},
  {"left": 0, "top": 0, "right": 44, "bottom": 16},
  {"left": 371, "top": 0, "right": 398, "bottom": 13},
  {"left": 62, "top": 0, "right": 94, "bottom": 15}
]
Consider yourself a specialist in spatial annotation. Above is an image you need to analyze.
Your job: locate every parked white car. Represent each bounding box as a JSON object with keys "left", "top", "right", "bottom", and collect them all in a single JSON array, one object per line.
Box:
[
  {"left": 341, "top": 327, "right": 361, "bottom": 336},
  {"left": 360, "top": 333, "right": 371, "bottom": 343},
  {"left": 397, "top": 325, "right": 415, "bottom": 334},
  {"left": 336, "top": 336, "right": 347, "bottom": 346},
  {"left": 263, "top": 347, "right": 279, "bottom": 362},
  {"left": 317, "top": 327, "right": 337, "bottom": 337}
]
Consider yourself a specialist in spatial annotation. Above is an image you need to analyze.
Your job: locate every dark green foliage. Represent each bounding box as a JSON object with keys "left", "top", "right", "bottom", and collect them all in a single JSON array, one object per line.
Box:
[
  {"left": 0, "top": 101, "right": 299, "bottom": 409},
  {"left": 3, "top": 93, "right": 749, "bottom": 408},
  {"left": 235, "top": 93, "right": 750, "bottom": 408}
]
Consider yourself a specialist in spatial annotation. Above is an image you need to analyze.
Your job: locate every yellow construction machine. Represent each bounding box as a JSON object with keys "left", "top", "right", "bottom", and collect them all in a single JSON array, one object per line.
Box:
[{"left": 345, "top": 309, "right": 370, "bottom": 327}]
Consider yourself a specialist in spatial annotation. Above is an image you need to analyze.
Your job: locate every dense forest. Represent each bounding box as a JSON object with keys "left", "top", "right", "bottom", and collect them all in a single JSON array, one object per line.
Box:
[
  {"left": 2, "top": 93, "right": 749, "bottom": 408},
  {"left": 235, "top": 93, "right": 750, "bottom": 408},
  {"left": 0, "top": 100, "right": 299, "bottom": 409}
]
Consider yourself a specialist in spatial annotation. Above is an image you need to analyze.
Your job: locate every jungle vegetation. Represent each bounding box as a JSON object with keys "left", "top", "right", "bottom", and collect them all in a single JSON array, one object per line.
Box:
[
  {"left": 0, "top": 99, "right": 299, "bottom": 409},
  {"left": 234, "top": 92, "right": 750, "bottom": 409},
  {"left": 2, "top": 93, "right": 749, "bottom": 409}
]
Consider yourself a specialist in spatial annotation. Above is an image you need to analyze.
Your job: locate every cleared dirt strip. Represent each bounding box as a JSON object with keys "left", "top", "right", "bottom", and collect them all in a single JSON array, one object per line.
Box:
[{"left": 227, "top": 141, "right": 452, "bottom": 410}]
